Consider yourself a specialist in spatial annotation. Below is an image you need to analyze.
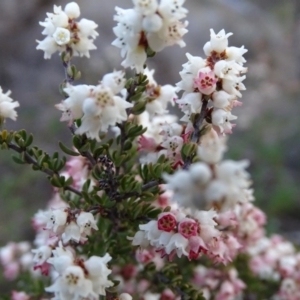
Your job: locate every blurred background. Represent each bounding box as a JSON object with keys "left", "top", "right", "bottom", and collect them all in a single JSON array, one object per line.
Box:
[{"left": 0, "top": 0, "right": 300, "bottom": 287}]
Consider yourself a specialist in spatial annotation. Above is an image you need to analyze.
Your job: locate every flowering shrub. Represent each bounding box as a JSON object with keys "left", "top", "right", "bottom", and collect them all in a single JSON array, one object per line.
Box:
[{"left": 0, "top": 1, "right": 298, "bottom": 300}]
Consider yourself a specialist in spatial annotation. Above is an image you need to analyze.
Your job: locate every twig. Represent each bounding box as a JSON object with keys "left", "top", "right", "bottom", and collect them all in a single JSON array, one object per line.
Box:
[
  {"left": 6, "top": 142, "right": 82, "bottom": 197},
  {"left": 190, "top": 99, "right": 208, "bottom": 143},
  {"left": 63, "top": 46, "right": 74, "bottom": 85},
  {"left": 68, "top": 124, "right": 97, "bottom": 166},
  {"left": 142, "top": 180, "right": 159, "bottom": 191},
  {"left": 183, "top": 99, "right": 209, "bottom": 170}
]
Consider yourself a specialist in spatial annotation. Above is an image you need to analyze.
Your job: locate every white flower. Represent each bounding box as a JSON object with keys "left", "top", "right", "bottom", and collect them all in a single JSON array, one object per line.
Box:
[
  {"left": 212, "top": 90, "right": 234, "bottom": 109},
  {"left": 76, "top": 94, "right": 132, "bottom": 141},
  {"left": 205, "top": 29, "right": 233, "bottom": 54},
  {"left": 217, "top": 160, "right": 250, "bottom": 188},
  {"left": 84, "top": 254, "right": 114, "bottom": 295},
  {"left": 217, "top": 60, "right": 247, "bottom": 79},
  {"left": 165, "top": 233, "right": 189, "bottom": 257},
  {"left": 47, "top": 246, "right": 74, "bottom": 275},
  {"left": 76, "top": 212, "right": 98, "bottom": 236},
  {"left": 131, "top": 231, "right": 150, "bottom": 248},
  {"left": 226, "top": 46, "right": 248, "bottom": 64},
  {"left": 32, "top": 246, "right": 52, "bottom": 265},
  {"left": 161, "top": 136, "right": 183, "bottom": 156},
  {"left": 64, "top": 2, "right": 80, "bottom": 18},
  {"left": 177, "top": 53, "right": 206, "bottom": 93},
  {"left": 46, "top": 265, "right": 97, "bottom": 299},
  {"left": 57, "top": 76, "right": 132, "bottom": 141},
  {"left": 163, "top": 170, "right": 194, "bottom": 206},
  {"left": 121, "top": 45, "right": 147, "bottom": 73},
  {"left": 197, "top": 129, "right": 227, "bottom": 164},
  {"left": 56, "top": 84, "right": 92, "bottom": 122},
  {"left": 101, "top": 70, "right": 126, "bottom": 94},
  {"left": 62, "top": 221, "right": 81, "bottom": 243},
  {"left": 53, "top": 27, "right": 71, "bottom": 45},
  {"left": 176, "top": 92, "right": 202, "bottom": 114},
  {"left": 45, "top": 208, "right": 68, "bottom": 233},
  {"left": 0, "top": 87, "right": 19, "bottom": 122},
  {"left": 133, "top": 0, "right": 158, "bottom": 15},
  {"left": 189, "top": 162, "right": 212, "bottom": 187},
  {"left": 211, "top": 109, "right": 237, "bottom": 133},
  {"left": 222, "top": 75, "right": 246, "bottom": 98},
  {"left": 142, "top": 14, "right": 163, "bottom": 32},
  {"left": 119, "top": 293, "right": 133, "bottom": 300}
]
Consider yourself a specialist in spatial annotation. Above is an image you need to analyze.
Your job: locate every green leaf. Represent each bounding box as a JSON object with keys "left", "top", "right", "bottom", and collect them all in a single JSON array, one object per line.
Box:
[
  {"left": 12, "top": 155, "right": 25, "bottom": 164},
  {"left": 25, "top": 133, "right": 34, "bottom": 147},
  {"left": 49, "top": 174, "right": 63, "bottom": 188},
  {"left": 59, "top": 141, "right": 80, "bottom": 156}
]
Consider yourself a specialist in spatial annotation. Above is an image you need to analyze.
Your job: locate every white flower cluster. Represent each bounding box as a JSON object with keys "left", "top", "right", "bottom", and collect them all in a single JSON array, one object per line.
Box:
[
  {"left": 112, "top": 0, "right": 188, "bottom": 73},
  {"left": 164, "top": 158, "right": 253, "bottom": 211},
  {"left": 177, "top": 29, "right": 247, "bottom": 134},
  {"left": 37, "top": 2, "right": 98, "bottom": 59},
  {"left": 131, "top": 209, "right": 240, "bottom": 264},
  {"left": 43, "top": 208, "right": 98, "bottom": 244},
  {"left": 45, "top": 242, "right": 113, "bottom": 299},
  {"left": 56, "top": 70, "right": 132, "bottom": 141},
  {"left": 0, "top": 87, "right": 19, "bottom": 122}
]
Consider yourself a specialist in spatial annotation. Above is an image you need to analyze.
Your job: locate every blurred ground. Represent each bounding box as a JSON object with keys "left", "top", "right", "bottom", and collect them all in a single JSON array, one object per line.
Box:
[{"left": 0, "top": 0, "right": 300, "bottom": 289}]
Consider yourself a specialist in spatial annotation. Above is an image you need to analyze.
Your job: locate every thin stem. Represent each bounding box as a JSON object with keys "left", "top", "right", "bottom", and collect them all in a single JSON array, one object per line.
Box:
[
  {"left": 6, "top": 142, "right": 82, "bottom": 197},
  {"left": 142, "top": 180, "right": 159, "bottom": 191},
  {"left": 63, "top": 46, "right": 74, "bottom": 85},
  {"left": 68, "top": 124, "right": 97, "bottom": 166},
  {"left": 182, "top": 99, "right": 209, "bottom": 170},
  {"left": 190, "top": 99, "right": 208, "bottom": 143},
  {"left": 119, "top": 180, "right": 160, "bottom": 200},
  {"left": 115, "top": 75, "right": 139, "bottom": 174}
]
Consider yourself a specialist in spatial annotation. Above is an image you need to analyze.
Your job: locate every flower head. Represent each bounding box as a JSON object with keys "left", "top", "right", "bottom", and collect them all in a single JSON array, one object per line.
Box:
[{"left": 37, "top": 2, "right": 98, "bottom": 58}]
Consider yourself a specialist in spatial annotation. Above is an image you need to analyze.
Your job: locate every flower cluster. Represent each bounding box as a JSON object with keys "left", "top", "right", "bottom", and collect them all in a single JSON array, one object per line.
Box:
[
  {"left": 11, "top": 291, "right": 31, "bottom": 300},
  {"left": 56, "top": 70, "right": 132, "bottom": 141},
  {"left": 248, "top": 235, "right": 300, "bottom": 300},
  {"left": 0, "top": 87, "right": 19, "bottom": 123},
  {"left": 60, "top": 155, "right": 92, "bottom": 190},
  {"left": 112, "top": 0, "right": 188, "bottom": 73},
  {"left": 38, "top": 207, "right": 98, "bottom": 246},
  {"left": 131, "top": 209, "right": 240, "bottom": 264},
  {"left": 45, "top": 242, "right": 113, "bottom": 299},
  {"left": 177, "top": 29, "right": 247, "bottom": 135},
  {"left": 164, "top": 158, "right": 252, "bottom": 211},
  {"left": 37, "top": 2, "right": 98, "bottom": 58},
  {"left": 0, "top": 242, "right": 32, "bottom": 280},
  {"left": 193, "top": 266, "right": 245, "bottom": 300}
]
